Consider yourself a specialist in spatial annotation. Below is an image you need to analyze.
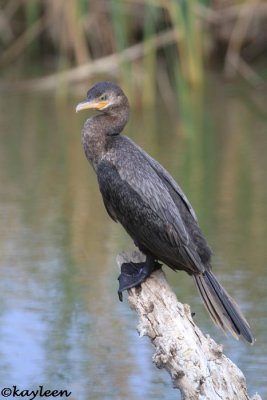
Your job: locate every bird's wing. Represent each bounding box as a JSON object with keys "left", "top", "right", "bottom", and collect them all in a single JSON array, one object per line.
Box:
[
  {"left": 97, "top": 137, "right": 205, "bottom": 273},
  {"left": 112, "top": 149, "right": 190, "bottom": 246},
  {"left": 130, "top": 139, "right": 198, "bottom": 222},
  {"left": 102, "top": 197, "right": 118, "bottom": 222}
]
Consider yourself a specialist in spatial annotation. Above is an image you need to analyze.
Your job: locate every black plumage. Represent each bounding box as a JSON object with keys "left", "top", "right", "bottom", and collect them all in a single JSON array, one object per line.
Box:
[{"left": 76, "top": 81, "right": 254, "bottom": 343}]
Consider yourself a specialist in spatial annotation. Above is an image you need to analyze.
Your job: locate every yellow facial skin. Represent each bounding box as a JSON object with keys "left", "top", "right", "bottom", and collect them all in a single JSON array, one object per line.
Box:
[{"left": 76, "top": 99, "right": 109, "bottom": 112}]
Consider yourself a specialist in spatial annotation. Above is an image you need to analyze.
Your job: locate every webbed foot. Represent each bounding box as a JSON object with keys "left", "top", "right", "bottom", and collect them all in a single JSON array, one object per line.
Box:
[{"left": 118, "top": 256, "right": 161, "bottom": 301}]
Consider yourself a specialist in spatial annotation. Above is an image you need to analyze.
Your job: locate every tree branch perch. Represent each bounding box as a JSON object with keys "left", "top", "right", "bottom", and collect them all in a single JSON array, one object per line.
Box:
[{"left": 117, "top": 251, "right": 262, "bottom": 400}]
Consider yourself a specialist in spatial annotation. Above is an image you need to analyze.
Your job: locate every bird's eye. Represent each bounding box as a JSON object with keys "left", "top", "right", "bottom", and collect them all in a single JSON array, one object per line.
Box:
[{"left": 100, "top": 95, "right": 108, "bottom": 101}]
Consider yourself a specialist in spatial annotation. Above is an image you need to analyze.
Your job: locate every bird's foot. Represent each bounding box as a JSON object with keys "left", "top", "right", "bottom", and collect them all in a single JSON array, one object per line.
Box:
[{"left": 118, "top": 257, "right": 161, "bottom": 301}]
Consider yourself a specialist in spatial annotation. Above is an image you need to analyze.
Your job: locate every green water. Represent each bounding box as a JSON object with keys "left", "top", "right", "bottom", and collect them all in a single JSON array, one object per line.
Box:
[{"left": 0, "top": 79, "right": 266, "bottom": 399}]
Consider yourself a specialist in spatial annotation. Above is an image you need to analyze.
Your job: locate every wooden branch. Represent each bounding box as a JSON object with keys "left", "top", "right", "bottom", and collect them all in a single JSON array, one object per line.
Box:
[
  {"left": 11, "top": 28, "right": 180, "bottom": 92},
  {"left": 117, "top": 251, "right": 262, "bottom": 400}
]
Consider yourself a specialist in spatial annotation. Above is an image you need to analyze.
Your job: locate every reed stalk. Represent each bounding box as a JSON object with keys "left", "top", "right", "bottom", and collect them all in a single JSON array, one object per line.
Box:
[{"left": 1, "top": 0, "right": 265, "bottom": 133}]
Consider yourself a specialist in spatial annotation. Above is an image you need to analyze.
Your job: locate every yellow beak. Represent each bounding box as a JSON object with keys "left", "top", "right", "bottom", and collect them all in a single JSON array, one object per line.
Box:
[{"left": 76, "top": 99, "right": 109, "bottom": 113}]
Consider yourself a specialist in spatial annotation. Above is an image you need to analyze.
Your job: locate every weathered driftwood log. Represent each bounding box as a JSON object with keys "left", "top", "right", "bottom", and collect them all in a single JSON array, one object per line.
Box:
[{"left": 117, "top": 251, "right": 262, "bottom": 400}]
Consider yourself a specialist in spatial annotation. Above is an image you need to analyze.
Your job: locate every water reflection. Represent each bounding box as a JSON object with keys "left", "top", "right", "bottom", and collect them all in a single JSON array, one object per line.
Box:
[{"left": 0, "top": 83, "right": 266, "bottom": 399}]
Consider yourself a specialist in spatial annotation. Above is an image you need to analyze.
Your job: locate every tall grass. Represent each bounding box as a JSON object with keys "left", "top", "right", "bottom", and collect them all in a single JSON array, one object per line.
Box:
[
  {"left": 1, "top": 0, "right": 266, "bottom": 135},
  {"left": 0, "top": 1, "right": 204, "bottom": 84}
]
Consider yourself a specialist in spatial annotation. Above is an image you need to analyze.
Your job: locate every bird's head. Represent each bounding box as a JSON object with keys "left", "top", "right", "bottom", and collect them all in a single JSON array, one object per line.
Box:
[{"left": 76, "top": 81, "right": 129, "bottom": 115}]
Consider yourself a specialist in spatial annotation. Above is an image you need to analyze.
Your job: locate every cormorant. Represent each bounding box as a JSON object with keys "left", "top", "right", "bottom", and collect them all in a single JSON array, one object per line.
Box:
[{"left": 76, "top": 81, "right": 254, "bottom": 343}]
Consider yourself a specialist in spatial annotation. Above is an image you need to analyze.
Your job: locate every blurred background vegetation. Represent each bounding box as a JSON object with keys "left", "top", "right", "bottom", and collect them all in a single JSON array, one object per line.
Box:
[
  {"left": 1, "top": 0, "right": 267, "bottom": 136},
  {"left": 1, "top": 0, "right": 267, "bottom": 94}
]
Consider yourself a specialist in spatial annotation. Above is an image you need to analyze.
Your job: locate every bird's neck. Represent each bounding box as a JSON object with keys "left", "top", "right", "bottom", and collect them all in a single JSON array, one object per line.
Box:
[{"left": 82, "top": 112, "right": 127, "bottom": 170}]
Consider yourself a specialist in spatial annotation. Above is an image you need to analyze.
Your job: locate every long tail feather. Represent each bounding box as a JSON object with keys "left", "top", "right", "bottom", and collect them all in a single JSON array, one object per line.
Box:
[{"left": 193, "top": 270, "right": 254, "bottom": 344}]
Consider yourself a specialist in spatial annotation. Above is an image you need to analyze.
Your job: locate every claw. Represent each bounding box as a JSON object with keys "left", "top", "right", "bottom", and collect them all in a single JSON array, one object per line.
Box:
[
  {"left": 117, "top": 261, "right": 147, "bottom": 301},
  {"left": 118, "top": 290, "right": 123, "bottom": 302},
  {"left": 117, "top": 256, "right": 161, "bottom": 301}
]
